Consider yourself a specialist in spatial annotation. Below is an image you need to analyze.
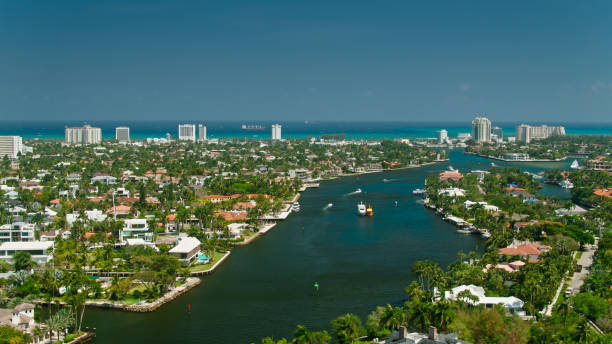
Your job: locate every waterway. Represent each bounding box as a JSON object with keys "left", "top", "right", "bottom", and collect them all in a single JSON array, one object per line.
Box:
[{"left": 84, "top": 150, "right": 572, "bottom": 343}]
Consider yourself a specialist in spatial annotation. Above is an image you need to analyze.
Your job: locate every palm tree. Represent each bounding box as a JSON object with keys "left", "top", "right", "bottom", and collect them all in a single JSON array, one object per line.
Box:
[
  {"left": 457, "top": 251, "right": 466, "bottom": 263},
  {"left": 378, "top": 305, "right": 404, "bottom": 331},
  {"left": 331, "top": 313, "right": 365, "bottom": 344}
]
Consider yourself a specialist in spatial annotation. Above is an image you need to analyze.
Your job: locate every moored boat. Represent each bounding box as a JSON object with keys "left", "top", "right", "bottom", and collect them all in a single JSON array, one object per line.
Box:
[{"left": 366, "top": 204, "right": 374, "bottom": 216}]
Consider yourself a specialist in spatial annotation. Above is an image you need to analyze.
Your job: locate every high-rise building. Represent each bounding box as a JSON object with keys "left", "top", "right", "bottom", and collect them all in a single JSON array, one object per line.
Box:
[
  {"left": 115, "top": 127, "right": 130, "bottom": 143},
  {"left": 492, "top": 126, "right": 503, "bottom": 140},
  {"left": 178, "top": 124, "right": 196, "bottom": 141},
  {"left": 0, "top": 136, "right": 23, "bottom": 160},
  {"left": 65, "top": 125, "right": 102, "bottom": 145},
  {"left": 437, "top": 129, "right": 448, "bottom": 144},
  {"left": 471, "top": 117, "right": 491, "bottom": 143},
  {"left": 271, "top": 124, "right": 282, "bottom": 141},
  {"left": 198, "top": 124, "right": 207, "bottom": 142},
  {"left": 516, "top": 124, "right": 565, "bottom": 143}
]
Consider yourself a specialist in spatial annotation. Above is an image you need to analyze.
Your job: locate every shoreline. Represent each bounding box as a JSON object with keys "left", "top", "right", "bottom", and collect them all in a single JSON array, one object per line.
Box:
[{"left": 465, "top": 151, "right": 568, "bottom": 162}]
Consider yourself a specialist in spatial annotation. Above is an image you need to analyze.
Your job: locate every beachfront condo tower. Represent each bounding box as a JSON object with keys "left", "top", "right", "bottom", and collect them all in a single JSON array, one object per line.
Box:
[
  {"left": 65, "top": 125, "right": 102, "bottom": 145},
  {"left": 0, "top": 136, "right": 23, "bottom": 159},
  {"left": 471, "top": 117, "right": 491, "bottom": 143},
  {"left": 198, "top": 124, "right": 207, "bottom": 142},
  {"left": 115, "top": 127, "right": 130, "bottom": 143},
  {"left": 178, "top": 124, "right": 196, "bottom": 141},
  {"left": 271, "top": 124, "right": 282, "bottom": 141},
  {"left": 516, "top": 124, "right": 565, "bottom": 143}
]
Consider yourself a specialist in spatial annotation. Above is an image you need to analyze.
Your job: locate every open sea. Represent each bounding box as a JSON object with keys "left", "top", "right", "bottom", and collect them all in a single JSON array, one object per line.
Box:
[{"left": 1, "top": 120, "right": 611, "bottom": 140}]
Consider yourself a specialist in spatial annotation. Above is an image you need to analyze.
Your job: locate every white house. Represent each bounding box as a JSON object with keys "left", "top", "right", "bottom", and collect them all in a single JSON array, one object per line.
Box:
[
  {"left": 11, "top": 303, "right": 35, "bottom": 330},
  {"left": 438, "top": 188, "right": 466, "bottom": 197},
  {"left": 168, "top": 237, "right": 201, "bottom": 266},
  {"left": 0, "top": 222, "right": 36, "bottom": 242},
  {"left": 119, "top": 219, "right": 152, "bottom": 243},
  {"left": 90, "top": 175, "right": 117, "bottom": 185},
  {"left": 443, "top": 285, "right": 525, "bottom": 315},
  {"left": 0, "top": 241, "right": 54, "bottom": 264},
  {"left": 464, "top": 200, "right": 499, "bottom": 212}
]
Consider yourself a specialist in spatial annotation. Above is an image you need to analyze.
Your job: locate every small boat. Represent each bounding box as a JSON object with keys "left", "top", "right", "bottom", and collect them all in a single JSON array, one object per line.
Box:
[
  {"left": 480, "top": 230, "right": 491, "bottom": 239},
  {"left": 559, "top": 179, "right": 574, "bottom": 189},
  {"left": 447, "top": 165, "right": 459, "bottom": 173},
  {"left": 366, "top": 204, "right": 374, "bottom": 217},
  {"left": 291, "top": 202, "right": 301, "bottom": 212},
  {"left": 355, "top": 188, "right": 362, "bottom": 193},
  {"left": 456, "top": 229, "right": 472, "bottom": 234},
  {"left": 491, "top": 162, "right": 496, "bottom": 167},
  {"left": 324, "top": 203, "right": 333, "bottom": 210},
  {"left": 412, "top": 188, "right": 426, "bottom": 195},
  {"left": 357, "top": 202, "right": 366, "bottom": 216},
  {"left": 382, "top": 179, "right": 391, "bottom": 183}
]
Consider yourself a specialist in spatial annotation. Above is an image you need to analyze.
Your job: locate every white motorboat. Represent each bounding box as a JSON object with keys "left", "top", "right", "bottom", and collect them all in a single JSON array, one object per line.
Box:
[
  {"left": 291, "top": 202, "right": 301, "bottom": 212},
  {"left": 357, "top": 202, "right": 366, "bottom": 216}
]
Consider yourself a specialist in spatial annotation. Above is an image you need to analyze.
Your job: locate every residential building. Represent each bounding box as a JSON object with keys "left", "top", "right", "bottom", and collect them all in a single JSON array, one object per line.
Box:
[
  {"left": 516, "top": 124, "right": 565, "bottom": 143},
  {"left": 198, "top": 124, "right": 207, "bottom": 142},
  {"left": 115, "top": 126, "right": 130, "bottom": 142},
  {"left": 178, "top": 124, "right": 196, "bottom": 141},
  {"left": 0, "top": 223, "right": 36, "bottom": 242},
  {"left": 498, "top": 242, "right": 551, "bottom": 262},
  {"left": 457, "top": 133, "right": 471, "bottom": 142},
  {"left": 119, "top": 219, "right": 152, "bottom": 243},
  {"left": 437, "top": 129, "right": 448, "bottom": 144},
  {"left": 0, "top": 241, "right": 54, "bottom": 264},
  {"left": 0, "top": 136, "right": 23, "bottom": 160},
  {"left": 271, "top": 124, "right": 282, "bottom": 141},
  {"left": 471, "top": 117, "right": 491, "bottom": 142},
  {"left": 504, "top": 153, "right": 530, "bottom": 161},
  {"left": 168, "top": 237, "right": 201, "bottom": 266},
  {"left": 492, "top": 126, "right": 503, "bottom": 140},
  {"left": 90, "top": 175, "right": 117, "bottom": 185},
  {"left": 65, "top": 125, "right": 102, "bottom": 145},
  {"left": 443, "top": 284, "right": 525, "bottom": 315},
  {"left": 585, "top": 158, "right": 612, "bottom": 171}
]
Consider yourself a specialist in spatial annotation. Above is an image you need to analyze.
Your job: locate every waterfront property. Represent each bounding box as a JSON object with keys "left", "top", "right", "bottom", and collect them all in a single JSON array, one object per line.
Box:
[
  {"left": 168, "top": 237, "right": 201, "bottom": 266},
  {"left": 0, "top": 241, "right": 54, "bottom": 264}
]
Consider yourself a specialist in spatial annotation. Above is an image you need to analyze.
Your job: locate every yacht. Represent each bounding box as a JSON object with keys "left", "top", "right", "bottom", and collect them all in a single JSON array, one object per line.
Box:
[
  {"left": 291, "top": 202, "right": 301, "bottom": 212},
  {"left": 412, "top": 188, "right": 426, "bottom": 195},
  {"left": 559, "top": 179, "right": 574, "bottom": 189},
  {"left": 357, "top": 202, "right": 366, "bottom": 216}
]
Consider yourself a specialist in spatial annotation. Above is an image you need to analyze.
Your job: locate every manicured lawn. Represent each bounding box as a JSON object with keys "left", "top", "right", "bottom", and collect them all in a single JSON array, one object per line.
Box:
[
  {"left": 189, "top": 251, "right": 228, "bottom": 272},
  {"left": 575, "top": 251, "right": 583, "bottom": 260}
]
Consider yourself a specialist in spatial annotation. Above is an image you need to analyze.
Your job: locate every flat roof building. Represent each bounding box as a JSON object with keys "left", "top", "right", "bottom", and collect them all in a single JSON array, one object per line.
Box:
[
  {"left": 178, "top": 124, "right": 196, "bottom": 141},
  {"left": 65, "top": 125, "right": 102, "bottom": 145},
  {"left": 115, "top": 126, "right": 130, "bottom": 143}
]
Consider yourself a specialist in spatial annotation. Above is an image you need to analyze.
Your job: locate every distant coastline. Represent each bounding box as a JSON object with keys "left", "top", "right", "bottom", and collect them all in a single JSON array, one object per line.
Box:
[{"left": 2, "top": 120, "right": 612, "bottom": 140}]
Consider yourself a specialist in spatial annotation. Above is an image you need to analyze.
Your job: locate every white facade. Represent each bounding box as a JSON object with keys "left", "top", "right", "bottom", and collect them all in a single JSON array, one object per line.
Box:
[
  {"left": 443, "top": 284, "right": 525, "bottom": 314},
  {"left": 119, "top": 218, "right": 152, "bottom": 243},
  {"left": 0, "top": 136, "right": 23, "bottom": 160},
  {"left": 198, "top": 124, "right": 207, "bottom": 141},
  {"left": 271, "top": 124, "right": 282, "bottom": 141},
  {"left": 168, "top": 237, "right": 201, "bottom": 265},
  {"left": 516, "top": 124, "right": 565, "bottom": 143},
  {"left": 0, "top": 241, "right": 54, "bottom": 264},
  {"left": 178, "top": 124, "right": 196, "bottom": 141},
  {"left": 471, "top": 117, "right": 491, "bottom": 143},
  {"left": 115, "top": 127, "right": 130, "bottom": 142},
  {"left": 65, "top": 125, "right": 102, "bottom": 145},
  {"left": 437, "top": 129, "right": 448, "bottom": 144}
]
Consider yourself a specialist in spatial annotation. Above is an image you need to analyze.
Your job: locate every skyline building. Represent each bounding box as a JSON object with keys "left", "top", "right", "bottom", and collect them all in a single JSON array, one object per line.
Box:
[
  {"left": 65, "top": 125, "right": 102, "bottom": 145},
  {"left": 115, "top": 127, "right": 130, "bottom": 143},
  {"left": 0, "top": 136, "right": 23, "bottom": 160},
  {"left": 178, "top": 124, "right": 196, "bottom": 141},
  {"left": 492, "top": 126, "right": 503, "bottom": 140},
  {"left": 516, "top": 124, "right": 565, "bottom": 143},
  {"left": 271, "top": 124, "right": 282, "bottom": 141},
  {"left": 437, "top": 129, "right": 448, "bottom": 144},
  {"left": 198, "top": 124, "right": 207, "bottom": 142},
  {"left": 471, "top": 117, "right": 491, "bottom": 143}
]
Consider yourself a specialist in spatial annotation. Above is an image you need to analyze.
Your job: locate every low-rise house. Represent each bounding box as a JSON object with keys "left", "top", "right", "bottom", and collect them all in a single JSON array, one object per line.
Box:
[
  {"left": 443, "top": 284, "right": 525, "bottom": 315},
  {"left": 119, "top": 219, "right": 152, "bottom": 243},
  {"left": 438, "top": 188, "right": 465, "bottom": 197},
  {"left": 594, "top": 188, "right": 612, "bottom": 199},
  {"left": 383, "top": 326, "right": 468, "bottom": 344},
  {"left": 40, "top": 229, "right": 71, "bottom": 241},
  {"left": 90, "top": 175, "right": 117, "bottom": 185},
  {"left": 439, "top": 171, "right": 463, "bottom": 182},
  {"left": 168, "top": 237, "right": 201, "bottom": 266},
  {"left": 0, "top": 303, "right": 36, "bottom": 331},
  {"left": 215, "top": 211, "right": 248, "bottom": 222},
  {"left": 106, "top": 204, "right": 132, "bottom": 217},
  {"left": 0, "top": 241, "right": 54, "bottom": 264},
  {"left": 464, "top": 200, "right": 499, "bottom": 212},
  {"left": 498, "top": 242, "right": 552, "bottom": 262}
]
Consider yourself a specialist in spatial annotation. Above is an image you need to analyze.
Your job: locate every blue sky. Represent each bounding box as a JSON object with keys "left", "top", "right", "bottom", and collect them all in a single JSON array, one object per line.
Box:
[{"left": 0, "top": 1, "right": 610, "bottom": 123}]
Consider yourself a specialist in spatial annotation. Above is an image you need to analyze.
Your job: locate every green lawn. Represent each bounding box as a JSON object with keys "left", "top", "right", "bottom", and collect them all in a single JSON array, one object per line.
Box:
[
  {"left": 575, "top": 251, "right": 583, "bottom": 260},
  {"left": 189, "top": 251, "right": 228, "bottom": 272}
]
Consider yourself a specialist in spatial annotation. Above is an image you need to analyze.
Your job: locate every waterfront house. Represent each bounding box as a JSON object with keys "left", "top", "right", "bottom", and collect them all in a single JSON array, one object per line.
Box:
[
  {"left": 438, "top": 188, "right": 465, "bottom": 197},
  {"left": 0, "top": 241, "right": 54, "bottom": 264},
  {"left": 443, "top": 284, "right": 525, "bottom": 315},
  {"left": 382, "top": 326, "right": 469, "bottom": 344},
  {"left": 439, "top": 171, "right": 463, "bottom": 182},
  {"left": 168, "top": 236, "right": 201, "bottom": 266},
  {"left": 0, "top": 303, "right": 36, "bottom": 332},
  {"left": 498, "top": 242, "right": 551, "bottom": 262},
  {"left": 119, "top": 219, "right": 153, "bottom": 243},
  {"left": 215, "top": 211, "right": 248, "bottom": 222}
]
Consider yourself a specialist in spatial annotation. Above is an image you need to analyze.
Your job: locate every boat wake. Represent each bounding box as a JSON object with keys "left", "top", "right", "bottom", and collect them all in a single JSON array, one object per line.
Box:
[
  {"left": 323, "top": 203, "right": 333, "bottom": 210},
  {"left": 346, "top": 188, "right": 362, "bottom": 196}
]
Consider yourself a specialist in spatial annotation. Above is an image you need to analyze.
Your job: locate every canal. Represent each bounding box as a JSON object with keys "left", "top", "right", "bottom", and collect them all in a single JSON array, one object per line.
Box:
[{"left": 84, "top": 150, "right": 571, "bottom": 343}]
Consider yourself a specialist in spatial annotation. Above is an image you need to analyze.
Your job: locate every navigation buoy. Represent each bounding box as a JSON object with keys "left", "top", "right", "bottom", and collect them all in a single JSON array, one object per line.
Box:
[
  {"left": 395, "top": 201, "right": 398, "bottom": 207},
  {"left": 314, "top": 282, "right": 319, "bottom": 291}
]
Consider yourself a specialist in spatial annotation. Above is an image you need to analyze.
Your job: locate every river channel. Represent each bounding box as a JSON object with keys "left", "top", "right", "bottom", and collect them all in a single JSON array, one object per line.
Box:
[{"left": 84, "top": 150, "right": 571, "bottom": 343}]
